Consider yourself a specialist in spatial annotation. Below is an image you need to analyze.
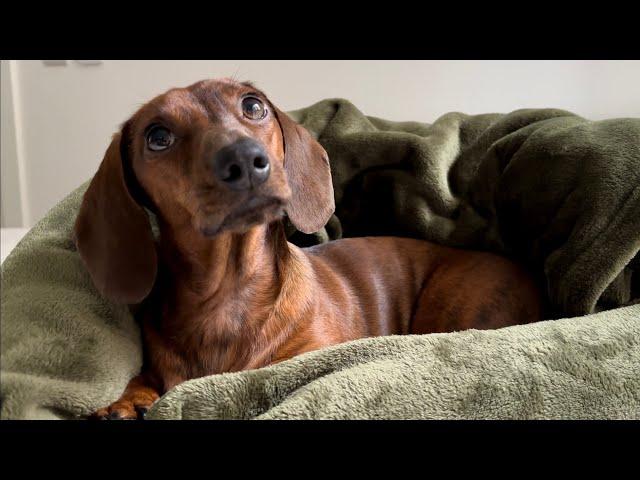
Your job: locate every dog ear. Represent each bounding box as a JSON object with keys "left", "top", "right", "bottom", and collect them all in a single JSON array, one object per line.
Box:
[
  {"left": 74, "top": 123, "right": 157, "bottom": 304},
  {"left": 272, "top": 107, "right": 335, "bottom": 234}
]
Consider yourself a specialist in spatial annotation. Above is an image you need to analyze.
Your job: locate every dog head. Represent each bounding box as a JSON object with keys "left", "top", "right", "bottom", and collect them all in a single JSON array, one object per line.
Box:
[{"left": 74, "top": 78, "right": 334, "bottom": 304}]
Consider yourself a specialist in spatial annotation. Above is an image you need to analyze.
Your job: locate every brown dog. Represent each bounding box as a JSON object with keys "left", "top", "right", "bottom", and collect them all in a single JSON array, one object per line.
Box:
[{"left": 74, "top": 78, "right": 542, "bottom": 419}]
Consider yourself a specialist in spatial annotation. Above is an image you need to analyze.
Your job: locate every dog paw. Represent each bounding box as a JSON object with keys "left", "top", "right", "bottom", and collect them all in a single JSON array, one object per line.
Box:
[{"left": 89, "top": 399, "right": 154, "bottom": 420}]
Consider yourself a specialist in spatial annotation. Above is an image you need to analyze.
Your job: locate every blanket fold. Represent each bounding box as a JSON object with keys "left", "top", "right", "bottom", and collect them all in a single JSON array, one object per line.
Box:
[
  {"left": 146, "top": 305, "right": 640, "bottom": 420},
  {"left": 288, "top": 101, "right": 640, "bottom": 315},
  {"left": 1, "top": 100, "right": 639, "bottom": 420}
]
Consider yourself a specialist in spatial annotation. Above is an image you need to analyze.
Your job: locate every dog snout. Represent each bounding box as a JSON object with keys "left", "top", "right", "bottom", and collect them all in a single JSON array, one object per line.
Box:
[{"left": 211, "top": 138, "right": 270, "bottom": 191}]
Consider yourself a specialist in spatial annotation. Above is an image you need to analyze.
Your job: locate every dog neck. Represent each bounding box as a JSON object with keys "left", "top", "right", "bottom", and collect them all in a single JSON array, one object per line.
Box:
[
  {"left": 155, "top": 216, "right": 293, "bottom": 302},
  {"left": 153, "top": 218, "right": 314, "bottom": 370}
]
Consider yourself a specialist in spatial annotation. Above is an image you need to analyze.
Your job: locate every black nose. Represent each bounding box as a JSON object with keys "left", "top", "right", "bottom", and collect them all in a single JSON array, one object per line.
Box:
[{"left": 211, "top": 138, "right": 270, "bottom": 190}]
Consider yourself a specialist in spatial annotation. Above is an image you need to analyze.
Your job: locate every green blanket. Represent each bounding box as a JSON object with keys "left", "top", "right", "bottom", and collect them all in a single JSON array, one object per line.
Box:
[
  {"left": 147, "top": 306, "right": 640, "bottom": 420},
  {"left": 2, "top": 100, "right": 639, "bottom": 420}
]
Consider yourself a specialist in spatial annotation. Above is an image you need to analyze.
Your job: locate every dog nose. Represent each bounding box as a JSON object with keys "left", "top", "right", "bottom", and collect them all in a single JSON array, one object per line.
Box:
[{"left": 212, "top": 138, "right": 270, "bottom": 190}]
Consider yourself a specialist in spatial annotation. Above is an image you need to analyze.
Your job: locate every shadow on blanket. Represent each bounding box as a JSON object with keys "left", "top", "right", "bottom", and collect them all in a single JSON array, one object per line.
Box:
[{"left": 1, "top": 100, "right": 639, "bottom": 419}]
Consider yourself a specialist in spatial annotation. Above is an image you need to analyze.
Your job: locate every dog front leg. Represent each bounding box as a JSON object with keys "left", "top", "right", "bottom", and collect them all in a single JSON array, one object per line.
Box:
[{"left": 90, "top": 373, "right": 161, "bottom": 420}]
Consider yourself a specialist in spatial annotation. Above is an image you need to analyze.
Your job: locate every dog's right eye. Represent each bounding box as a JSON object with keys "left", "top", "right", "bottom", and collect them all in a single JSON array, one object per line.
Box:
[{"left": 146, "top": 126, "right": 175, "bottom": 152}]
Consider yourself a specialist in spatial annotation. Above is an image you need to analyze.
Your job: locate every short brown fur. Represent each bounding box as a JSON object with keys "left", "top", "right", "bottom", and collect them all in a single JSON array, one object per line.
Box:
[{"left": 75, "top": 79, "right": 542, "bottom": 419}]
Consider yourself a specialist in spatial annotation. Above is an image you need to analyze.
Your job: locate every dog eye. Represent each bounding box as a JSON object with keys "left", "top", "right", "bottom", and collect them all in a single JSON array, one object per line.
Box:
[
  {"left": 242, "top": 97, "right": 267, "bottom": 120},
  {"left": 146, "top": 126, "right": 175, "bottom": 151}
]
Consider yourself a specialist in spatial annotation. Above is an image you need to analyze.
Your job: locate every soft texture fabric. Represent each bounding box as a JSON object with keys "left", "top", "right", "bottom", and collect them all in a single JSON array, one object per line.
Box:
[
  {"left": 1, "top": 100, "right": 639, "bottom": 420},
  {"left": 285, "top": 101, "right": 640, "bottom": 317},
  {"left": 147, "top": 305, "right": 640, "bottom": 420}
]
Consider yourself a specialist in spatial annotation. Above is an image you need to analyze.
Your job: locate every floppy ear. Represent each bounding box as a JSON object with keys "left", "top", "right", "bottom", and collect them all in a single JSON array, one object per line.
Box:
[
  {"left": 74, "top": 125, "right": 157, "bottom": 305},
  {"left": 272, "top": 107, "right": 335, "bottom": 234}
]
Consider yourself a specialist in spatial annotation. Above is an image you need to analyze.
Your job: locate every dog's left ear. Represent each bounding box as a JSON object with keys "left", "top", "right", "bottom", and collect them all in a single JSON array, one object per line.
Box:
[
  {"left": 74, "top": 123, "right": 157, "bottom": 305},
  {"left": 272, "top": 106, "right": 335, "bottom": 234}
]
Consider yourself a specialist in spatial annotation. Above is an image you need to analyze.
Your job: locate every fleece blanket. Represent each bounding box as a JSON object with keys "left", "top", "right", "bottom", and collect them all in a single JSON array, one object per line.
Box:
[{"left": 1, "top": 100, "right": 639, "bottom": 420}]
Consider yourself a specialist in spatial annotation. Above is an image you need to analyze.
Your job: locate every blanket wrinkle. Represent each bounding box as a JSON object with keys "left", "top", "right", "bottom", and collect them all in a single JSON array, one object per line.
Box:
[{"left": 1, "top": 99, "right": 639, "bottom": 419}]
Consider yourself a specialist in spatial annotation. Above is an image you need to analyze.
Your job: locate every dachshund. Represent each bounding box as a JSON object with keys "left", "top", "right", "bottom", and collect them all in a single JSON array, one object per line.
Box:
[{"left": 74, "top": 78, "right": 542, "bottom": 419}]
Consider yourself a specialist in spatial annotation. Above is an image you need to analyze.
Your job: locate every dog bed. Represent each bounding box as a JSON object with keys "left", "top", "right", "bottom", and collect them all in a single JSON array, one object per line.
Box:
[{"left": 1, "top": 100, "right": 639, "bottom": 419}]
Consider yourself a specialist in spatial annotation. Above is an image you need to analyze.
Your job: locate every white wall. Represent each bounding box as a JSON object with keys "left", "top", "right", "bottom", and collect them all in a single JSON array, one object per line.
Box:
[
  {"left": 1, "top": 61, "right": 26, "bottom": 227},
  {"left": 3, "top": 60, "right": 640, "bottom": 227}
]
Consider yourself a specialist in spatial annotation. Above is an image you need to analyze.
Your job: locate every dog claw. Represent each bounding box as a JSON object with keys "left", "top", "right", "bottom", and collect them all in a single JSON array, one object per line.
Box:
[
  {"left": 135, "top": 406, "right": 149, "bottom": 418},
  {"left": 89, "top": 401, "right": 153, "bottom": 420}
]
